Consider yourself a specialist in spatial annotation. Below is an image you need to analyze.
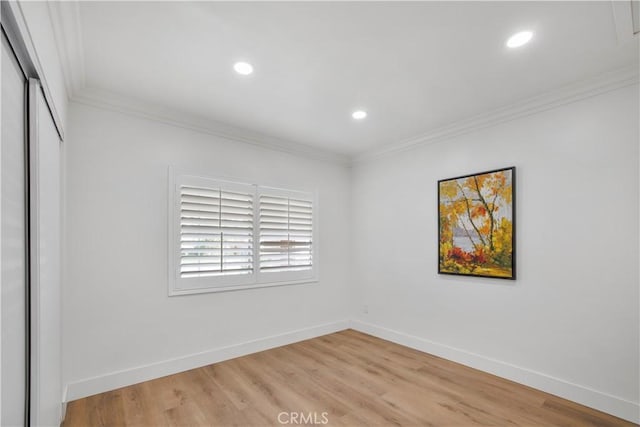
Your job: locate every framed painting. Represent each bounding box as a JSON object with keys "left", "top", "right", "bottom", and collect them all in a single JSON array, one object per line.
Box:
[{"left": 438, "top": 167, "right": 515, "bottom": 280}]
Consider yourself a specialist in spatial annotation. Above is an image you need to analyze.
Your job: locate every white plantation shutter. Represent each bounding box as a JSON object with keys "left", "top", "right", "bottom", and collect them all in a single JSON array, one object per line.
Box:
[
  {"left": 259, "top": 190, "right": 314, "bottom": 281},
  {"left": 169, "top": 171, "right": 316, "bottom": 295},
  {"left": 180, "top": 186, "right": 254, "bottom": 278}
]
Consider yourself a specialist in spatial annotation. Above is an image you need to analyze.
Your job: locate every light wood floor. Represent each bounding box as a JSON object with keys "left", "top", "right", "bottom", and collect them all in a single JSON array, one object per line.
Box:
[{"left": 63, "top": 329, "right": 635, "bottom": 427}]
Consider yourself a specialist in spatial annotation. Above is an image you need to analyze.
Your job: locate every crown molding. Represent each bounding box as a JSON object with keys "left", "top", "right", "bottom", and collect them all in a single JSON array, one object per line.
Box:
[
  {"left": 47, "top": 0, "right": 85, "bottom": 99},
  {"left": 72, "top": 64, "right": 637, "bottom": 168},
  {"left": 353, "top": 66, "right": 639, "bottom": 164},
  {"left": 72, "top": 87, "right": 351, "bottom": 165}
]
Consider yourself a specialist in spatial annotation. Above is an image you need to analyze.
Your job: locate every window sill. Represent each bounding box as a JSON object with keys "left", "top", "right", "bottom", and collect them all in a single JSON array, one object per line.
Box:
[{"left": 168, "top": 278, "right": 318, "bottom": 297}]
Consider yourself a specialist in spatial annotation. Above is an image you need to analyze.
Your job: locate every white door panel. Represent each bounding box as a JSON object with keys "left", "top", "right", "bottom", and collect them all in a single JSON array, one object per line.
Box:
[
  {"left": 30, "top": 79, "right": 63, "bottom": 427},
  {"left": 2, "top": 32, "right": 28, "bottom": 427}
]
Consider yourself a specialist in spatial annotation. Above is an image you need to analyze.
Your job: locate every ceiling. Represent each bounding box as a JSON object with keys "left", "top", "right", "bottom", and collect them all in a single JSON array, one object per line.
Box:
[{"left": 74, "top": 1, "right": 638, "bottom": 156}]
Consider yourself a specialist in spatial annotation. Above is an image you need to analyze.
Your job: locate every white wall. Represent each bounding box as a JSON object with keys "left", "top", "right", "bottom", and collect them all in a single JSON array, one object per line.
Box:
[
  {"left": 63, "top": 102, "right": 351, "bottom": 398},
  {"left": 351, "top": 85, "right": 639, "bottom": 422}
]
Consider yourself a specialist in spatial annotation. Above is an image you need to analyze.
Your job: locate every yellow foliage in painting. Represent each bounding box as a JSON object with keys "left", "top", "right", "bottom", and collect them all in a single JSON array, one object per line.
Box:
[
  {"left": 440, "top": 181, "right": 459, "bottom": 199},
  {"left": 440, "top": 241, "right": 453, "bottom": 260},
  {"left": 492, "top": 217, "right": 513, "bottom": 256}
]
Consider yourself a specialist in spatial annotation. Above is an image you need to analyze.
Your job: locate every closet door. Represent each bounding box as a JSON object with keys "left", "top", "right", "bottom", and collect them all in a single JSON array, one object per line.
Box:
[
  {"left": 29, "top": 78, "right": 63, "bottom": 427},
  {"left": 1, "top": 32, "right": 28, "bottom": 427}
]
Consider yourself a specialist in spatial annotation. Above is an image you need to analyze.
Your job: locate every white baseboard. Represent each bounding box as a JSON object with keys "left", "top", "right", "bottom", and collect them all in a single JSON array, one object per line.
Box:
[
  {"left": 351, "top": 319, "right": 640, "bottom": 424},
  {"left": 64, "top": 320, "right": 350, "bottom": 402}
]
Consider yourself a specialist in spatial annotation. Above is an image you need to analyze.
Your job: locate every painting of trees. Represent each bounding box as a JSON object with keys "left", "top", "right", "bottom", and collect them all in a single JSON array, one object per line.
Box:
[{"left": 438, "top": 167, "right": 515, "bottom": 279}]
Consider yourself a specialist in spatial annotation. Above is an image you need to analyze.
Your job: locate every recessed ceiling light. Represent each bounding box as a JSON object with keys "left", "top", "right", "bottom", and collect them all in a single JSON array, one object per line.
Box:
[
  {"left": 352, "top": 110, "right": 367, "bottom": 120},
  {"left": 233, "top": 62, "right": 254, "bottom": 75},
  {"left": 506, "top": 31, "right": 533, "bottom": 48}
]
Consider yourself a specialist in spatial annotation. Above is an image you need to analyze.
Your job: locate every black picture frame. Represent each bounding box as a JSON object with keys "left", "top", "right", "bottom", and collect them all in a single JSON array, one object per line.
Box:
[{"left": 438, "top": 166, "right": 516, "bottom": 280}]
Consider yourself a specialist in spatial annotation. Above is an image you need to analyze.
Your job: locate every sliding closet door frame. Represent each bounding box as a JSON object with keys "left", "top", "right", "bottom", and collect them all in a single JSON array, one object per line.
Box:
[
  {"left": 2, "top": 2, "right": 65, "bottom": 424},
  {"left": 1, "top": 27, "right": 31, "bottom": 427}
]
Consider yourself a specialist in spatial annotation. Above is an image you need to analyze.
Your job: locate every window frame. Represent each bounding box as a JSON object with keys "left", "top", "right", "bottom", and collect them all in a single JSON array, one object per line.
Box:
[{"left": 168, "top": 168, "right": 318, "bottom": 296}]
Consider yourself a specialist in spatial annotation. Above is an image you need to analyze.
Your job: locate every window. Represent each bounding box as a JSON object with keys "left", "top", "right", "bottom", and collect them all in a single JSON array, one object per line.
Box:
[
  {"left": 258, "top": 189, "right": 314, "bottom": 282},
  {"left": 169, "top": 171, "right": 317, "bottom": 295},
  {"left": 179, "top": 181, "right": 254, "bottom": 280}
]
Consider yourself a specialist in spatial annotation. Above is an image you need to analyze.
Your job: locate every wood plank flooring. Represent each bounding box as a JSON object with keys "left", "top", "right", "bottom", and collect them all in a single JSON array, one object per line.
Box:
[{"left": 63, "top": 329, "right": 636, "bottom": 426}]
